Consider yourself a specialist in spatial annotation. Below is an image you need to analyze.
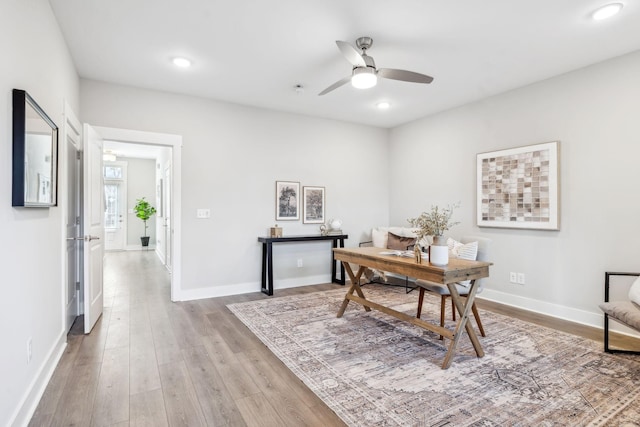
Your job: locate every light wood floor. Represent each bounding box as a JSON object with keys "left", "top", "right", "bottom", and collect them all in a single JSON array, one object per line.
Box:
[{"left": 29, "top": 252, "right": 639, "bottom": 426}]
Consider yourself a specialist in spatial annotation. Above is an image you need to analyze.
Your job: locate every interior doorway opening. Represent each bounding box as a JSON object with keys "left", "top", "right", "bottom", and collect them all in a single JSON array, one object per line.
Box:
[{"left": 94, "top": 126, "right": 182, "bottom": 302}]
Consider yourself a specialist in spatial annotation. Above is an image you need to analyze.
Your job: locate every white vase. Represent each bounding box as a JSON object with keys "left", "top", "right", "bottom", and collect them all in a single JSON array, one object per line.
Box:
[{"left": 430, "top": 245, "right": 449, "bottom": 266}]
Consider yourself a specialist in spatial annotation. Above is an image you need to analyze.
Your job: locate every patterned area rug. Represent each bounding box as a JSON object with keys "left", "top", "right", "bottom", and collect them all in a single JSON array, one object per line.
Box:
[{"left": 227, "top": 285, "right": 640, "bottom": 426}]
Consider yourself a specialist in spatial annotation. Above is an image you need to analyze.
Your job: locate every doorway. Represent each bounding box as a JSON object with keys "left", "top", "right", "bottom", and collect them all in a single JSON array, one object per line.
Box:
[
  {"left": 63, "top": 103, "right": 82, "bottom": 333},
  {"left": 94, "top": 126, "right": 182, "bottom": 302}
]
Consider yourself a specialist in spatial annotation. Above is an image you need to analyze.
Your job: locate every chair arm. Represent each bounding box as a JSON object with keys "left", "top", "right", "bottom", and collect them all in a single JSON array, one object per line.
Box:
[
  {"left": 604, "top": 272, "right": 640, "bottom": 302},
  {"left": 359, "top": 241, "right": 373, "bottom": 247}
]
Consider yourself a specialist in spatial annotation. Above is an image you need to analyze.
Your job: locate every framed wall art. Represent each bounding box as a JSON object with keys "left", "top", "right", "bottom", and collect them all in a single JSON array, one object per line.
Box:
[
  {"left": 477, "top": 141, "right": 560, "bottom": 230},
  {"left": 303, "top": 186, "right": 325, "bottom": 224},
  {"left": 276, "top": 181, "right": 300, "bottom": 220}
]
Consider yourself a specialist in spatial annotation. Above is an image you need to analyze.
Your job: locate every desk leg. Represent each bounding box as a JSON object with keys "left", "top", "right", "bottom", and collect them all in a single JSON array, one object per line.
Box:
[
  {"left": 441, "top": 281, "right": 483, "bottom": 369},
  {"left": 337, "top": 262, "right": 370, "bottom": 317}
]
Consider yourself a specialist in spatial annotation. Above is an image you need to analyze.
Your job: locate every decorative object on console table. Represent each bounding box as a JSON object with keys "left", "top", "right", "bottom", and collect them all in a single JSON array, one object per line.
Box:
[
  {"left": 477, "top": 141, "right": 560, "bottom": 230},
  {"left": 408, "top": 203, "right": 460, "bottom": 266},
  {"left": 269, "top": 224, "right": 282, "bottom": 238},
  {"left": 327, "top": 218, "right": 343, "bottom": 235},
  {"left": 276, "top": 181, "right": 300, "bottom": 221},
  {"left": 303, "top": 186, "right": 325, "bottom": 223},
  {"left": 134, "top": 197, "right": 156, "bottom": 247}
]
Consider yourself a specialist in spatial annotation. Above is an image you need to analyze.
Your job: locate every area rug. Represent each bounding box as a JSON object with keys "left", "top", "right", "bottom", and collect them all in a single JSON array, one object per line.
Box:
[{"left": 227, "top": 285, "right": 640, "bottom": 426}]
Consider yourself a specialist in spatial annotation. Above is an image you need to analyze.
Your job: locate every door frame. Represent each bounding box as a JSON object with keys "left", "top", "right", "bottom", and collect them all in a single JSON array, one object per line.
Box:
[
  {"left": 93, "top": 126, "right": 182, "bottom": 302},
  {"left": 61, "top": 101, "right": 82, "bottom": 331}
]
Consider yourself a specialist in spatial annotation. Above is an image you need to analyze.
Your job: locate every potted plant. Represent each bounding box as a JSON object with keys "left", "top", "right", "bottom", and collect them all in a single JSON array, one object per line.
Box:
[
  {"left": 134, "top": 197, "right": 156, "bottom": 247},
  {"left": 408, "top": 203, "right": 460, "bottom": 266}
]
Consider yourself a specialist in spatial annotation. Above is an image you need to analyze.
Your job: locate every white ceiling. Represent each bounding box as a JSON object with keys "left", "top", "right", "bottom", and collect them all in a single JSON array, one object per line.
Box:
[{"left": 49, "top": 0, "right": 640, "bottom": 128}]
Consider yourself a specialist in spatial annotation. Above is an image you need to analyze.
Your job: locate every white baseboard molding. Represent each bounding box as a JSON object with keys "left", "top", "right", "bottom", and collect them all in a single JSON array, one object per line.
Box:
[
  {"left": 480, "top": 288, "right": 603, "bottom": 329},
  {"left": 125, "top": 244, "right": 156, "bottom": 251},
  {"left": 176, "top": 274, "right": 333, "bottom": 301},
  {"left": 10, "top": 331, "right": 67, "bottom": 427}
]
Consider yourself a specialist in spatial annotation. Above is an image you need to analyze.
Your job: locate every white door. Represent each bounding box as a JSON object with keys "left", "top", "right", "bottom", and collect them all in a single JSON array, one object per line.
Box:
[
  {"left": 104, "top": 161, "right": 127, "bottom": 251},
  {"left": 64, "top": 105, "right": 82, "bottom": 332},
  {"left": 83, "top": 124, "right": 105, "bottom": 334},
  {"left": 164, "top": 163, "right": 172, "bottom": 271}
]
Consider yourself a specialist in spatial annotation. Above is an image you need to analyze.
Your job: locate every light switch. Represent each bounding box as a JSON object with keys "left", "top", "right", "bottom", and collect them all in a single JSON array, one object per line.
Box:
[{"left": 196, "top": 209, "right": 211, "bottom": 218}]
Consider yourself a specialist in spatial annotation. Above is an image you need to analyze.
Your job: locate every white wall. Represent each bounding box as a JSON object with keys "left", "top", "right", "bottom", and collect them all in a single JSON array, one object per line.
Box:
[
  {"left": 122, "top": 157, "right": 157, "bottom": 248},
  {"left": 389, "top": 50, "right": 640, "bottom": 328},
  {"left": 80, "top": 80, "right": 390, "bottom": 298},
  {"left": 0, "top": 0, "right": 79, "bottom": 425}
]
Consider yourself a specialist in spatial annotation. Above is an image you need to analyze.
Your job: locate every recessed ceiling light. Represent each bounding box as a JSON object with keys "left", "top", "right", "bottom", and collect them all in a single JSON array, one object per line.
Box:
[
  {"left": 172, "top": 57, "right": 192, "bottom": 68},
  {"left": 376, "top": 102, "right": 390, "bottom": 110},
  {"left": 592, "top": 3, "right": 623, "bottom": 20}
]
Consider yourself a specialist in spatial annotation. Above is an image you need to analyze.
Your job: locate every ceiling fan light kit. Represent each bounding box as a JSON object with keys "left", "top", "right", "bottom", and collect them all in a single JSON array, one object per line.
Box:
[
  {"left": 351, "top": 67, "right": 377, "bottom": 89},
  {"left": 319, "top": 36, "right": 434, "bottom": 96}
]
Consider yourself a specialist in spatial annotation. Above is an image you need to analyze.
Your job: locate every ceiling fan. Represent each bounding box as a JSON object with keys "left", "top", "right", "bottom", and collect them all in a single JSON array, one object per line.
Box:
[{"left": 319, "top": 36, "right": 434, "bottom": 96}]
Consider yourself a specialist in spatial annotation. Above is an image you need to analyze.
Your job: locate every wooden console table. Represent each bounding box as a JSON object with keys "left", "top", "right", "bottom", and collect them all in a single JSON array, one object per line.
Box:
[
  {"left": 258, "top": 234, "right": 348, "bottom": 295},
  {"left": 333, "top": 246, "right": 491, "bottom": 369}
]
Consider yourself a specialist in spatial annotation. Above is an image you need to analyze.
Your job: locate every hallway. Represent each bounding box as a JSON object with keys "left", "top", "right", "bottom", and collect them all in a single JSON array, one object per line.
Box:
[{"left": 29, "top": 251, "right": 344, "bottom": 426}]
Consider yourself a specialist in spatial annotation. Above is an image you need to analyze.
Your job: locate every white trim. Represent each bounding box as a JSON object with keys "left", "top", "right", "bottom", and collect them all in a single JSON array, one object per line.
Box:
[
  {"left": 175, "top": 275, "right": 333, "bottom": 301},
  {"left": 480, "top": 288, "right": 602, "bottom": 328},
  {"left": 60, "top": 101, "right": 82, "bottom": 331},
  {"left": 92, "top": 126, "right": 182, "bottom": 302},
  {"left": 9, "top": 334, "right": 66, "bottom": 427}
]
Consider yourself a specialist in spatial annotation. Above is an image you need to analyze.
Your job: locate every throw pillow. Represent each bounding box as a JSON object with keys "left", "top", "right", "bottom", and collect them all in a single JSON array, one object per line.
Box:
[
  {"left": 447, "top": 238, "right": 479, "bottom": 260},
  {"left": 387, "top": 232, "right": 416, "bottom": 251},
  {"left": 629, "top": 276, "right": 640, "bottom": 307},
  {"left": 371, "top": 228, "right": 388, "bottom": 248},
  {"left": 446, "top": 238, "right": 478, "bottom": 287}
]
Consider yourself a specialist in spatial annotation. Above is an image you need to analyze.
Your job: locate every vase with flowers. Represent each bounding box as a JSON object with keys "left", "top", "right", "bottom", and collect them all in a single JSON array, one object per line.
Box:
[{"left": 408, "top": 203, "right": 460, "bottom": 266}]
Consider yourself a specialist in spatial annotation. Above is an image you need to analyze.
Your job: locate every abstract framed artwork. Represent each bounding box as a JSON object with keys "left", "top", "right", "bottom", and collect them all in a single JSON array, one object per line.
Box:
[
  {"left": 276, "top": 181, "right": 300, "bottom": 221},
  {"left": 303, "top": 186, "right": 325, "bottom": 224},
  {"left": 477, "top": 141, "right": 560, "bottom": 230}
]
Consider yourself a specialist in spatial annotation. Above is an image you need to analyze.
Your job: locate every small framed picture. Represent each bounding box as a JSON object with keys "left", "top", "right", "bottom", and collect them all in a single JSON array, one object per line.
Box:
[
  {"left": 276, "top": 181, "right": 300, "bottom": 220},
  {"left": 303, "top": 186, "right": 325, "bottom": 224}
]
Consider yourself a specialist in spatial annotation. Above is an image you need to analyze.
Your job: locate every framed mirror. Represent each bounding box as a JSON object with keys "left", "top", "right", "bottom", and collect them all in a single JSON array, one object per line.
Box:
[{"left": 12, "top": 89, "right": 59, "bottom": 207}]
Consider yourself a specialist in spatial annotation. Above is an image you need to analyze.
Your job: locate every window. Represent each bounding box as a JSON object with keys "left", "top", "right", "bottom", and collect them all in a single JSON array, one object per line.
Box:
[
  {"left": 104, "top": 183, "right": 120, "bottom": 229},
  {"left": 104, "top": 165, "right": 123, "bottom": 179}
]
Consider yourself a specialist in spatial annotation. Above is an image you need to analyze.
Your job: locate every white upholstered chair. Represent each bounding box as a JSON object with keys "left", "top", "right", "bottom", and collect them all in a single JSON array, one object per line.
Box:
[{"left": 415, "top": 236, "right": 490, "bottom": 339}]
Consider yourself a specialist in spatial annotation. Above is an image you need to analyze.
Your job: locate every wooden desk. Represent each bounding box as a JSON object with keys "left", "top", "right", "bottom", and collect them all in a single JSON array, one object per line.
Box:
[
  {"left": 258, "top": 234, "right": 348, "bottom": 296},
  {"left": 333, "top": 246, "right": 491, "bottom": 369}
]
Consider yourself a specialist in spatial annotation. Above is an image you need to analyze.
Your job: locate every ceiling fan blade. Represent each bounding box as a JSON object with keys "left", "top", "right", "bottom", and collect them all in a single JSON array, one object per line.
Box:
[
  {"left": 336, "top": 40, "right": 366, "bottom": 67},
  {"left": 378, "top": 68, "right": 434, "bottom": 84},
  {"left": 318, "top": 75, "right": 352, "bottom": 96}
]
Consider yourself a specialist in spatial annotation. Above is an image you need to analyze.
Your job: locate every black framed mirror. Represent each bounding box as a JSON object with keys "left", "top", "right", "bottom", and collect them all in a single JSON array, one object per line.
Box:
[{"left": 12, "top": 89, "right": 58, "bottom": 207}]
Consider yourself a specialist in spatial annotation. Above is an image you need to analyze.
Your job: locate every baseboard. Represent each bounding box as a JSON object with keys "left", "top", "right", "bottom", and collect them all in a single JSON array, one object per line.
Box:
[
  {"left": 175, "top": 274, "right": 333, "bottom": 301},
  {"left": 9, "top": 331, "right": 67, "bottom": 427},
  {"left": 480, "top": 288, "right": 603, "bottom": 329},
  {"left": 125, "top": 244, "right": 156, "bottom": 251}
]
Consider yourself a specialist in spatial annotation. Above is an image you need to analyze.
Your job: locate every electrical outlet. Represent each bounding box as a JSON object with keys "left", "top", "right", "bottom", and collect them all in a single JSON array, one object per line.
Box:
[
  {"left": 517, "top": 273, "right": 525, "bottom": 285},
  {"left": 27, "top": 338, "right": 32, "bottom": 364},
  {"left": 196, "top": 208, "right": 211, "bottom": 219},
  {"left": 510, "top": 272, "right": 517, "bottom": 283},
  {"left": 297, "top": 259, "right": 303, "bottom": 268}
]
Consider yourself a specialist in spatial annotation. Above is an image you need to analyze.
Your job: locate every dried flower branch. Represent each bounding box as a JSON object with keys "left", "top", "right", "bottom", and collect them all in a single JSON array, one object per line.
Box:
[{"left": 407, "top": 203, "right": 460, "bottom": 240}]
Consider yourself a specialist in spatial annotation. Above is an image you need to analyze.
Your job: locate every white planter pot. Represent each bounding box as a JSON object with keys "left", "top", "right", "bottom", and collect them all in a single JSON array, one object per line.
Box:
[{"left": 430, "top": 245, "right": 449, "bottom": 266}]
